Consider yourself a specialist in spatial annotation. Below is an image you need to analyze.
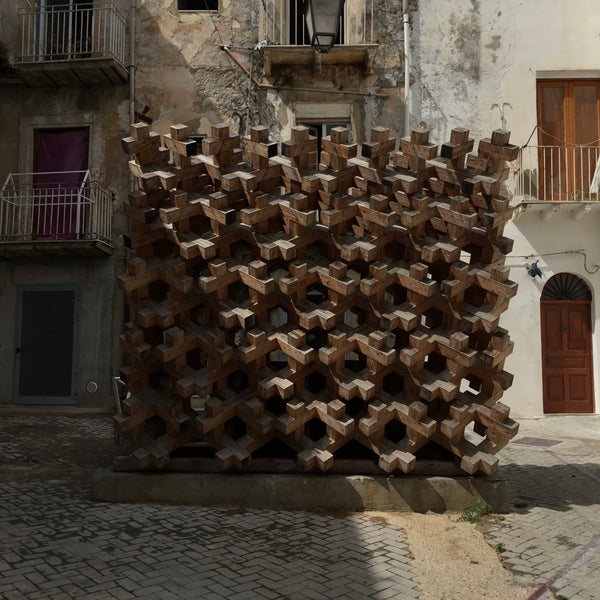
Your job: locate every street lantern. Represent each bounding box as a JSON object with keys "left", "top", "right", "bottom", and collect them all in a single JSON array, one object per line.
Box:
[{"left": 304, "top": 0, "right": 345, "bottom": 53}]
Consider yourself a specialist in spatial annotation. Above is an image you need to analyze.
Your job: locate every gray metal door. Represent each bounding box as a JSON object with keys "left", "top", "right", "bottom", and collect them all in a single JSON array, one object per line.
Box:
[{"left": 15, "top": 286, "right": 80, "bottom": 404}]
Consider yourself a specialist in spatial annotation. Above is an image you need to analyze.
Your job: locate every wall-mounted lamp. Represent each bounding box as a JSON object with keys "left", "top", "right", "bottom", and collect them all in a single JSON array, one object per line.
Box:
[{"left": 304, "top": 0, "right": 346, "bottom": 53}]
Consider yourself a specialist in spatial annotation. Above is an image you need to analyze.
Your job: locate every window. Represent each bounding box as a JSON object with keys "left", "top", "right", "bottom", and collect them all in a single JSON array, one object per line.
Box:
[
  {"left": 177, "top": 0, "right": 218, "bottom": 11},
  {"left": 537, "top": 80, "right": 600, "bottom": 200}
]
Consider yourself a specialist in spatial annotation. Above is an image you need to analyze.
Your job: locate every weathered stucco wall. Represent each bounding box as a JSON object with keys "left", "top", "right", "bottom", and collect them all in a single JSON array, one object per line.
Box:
[
  {"left": 0, "top": 0, "right": 131, "bottom": 407},
  {"left": 413, "top": 0, "right": 600, "bottom": 145},
  {"left": 135, "top": 0, "right": 259, "bottom": 136},
  {"left": 134, "top": 0, "right": 407, "bottom": 143}
]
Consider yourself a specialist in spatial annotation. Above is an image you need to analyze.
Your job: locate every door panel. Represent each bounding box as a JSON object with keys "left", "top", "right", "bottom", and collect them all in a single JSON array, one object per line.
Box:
[
  {"left": 15, "top": 287, "right": 80, "bottom": 404},
  {"left": 569, "top": 375, "right": 588, "bottom": 401},
  {"left": 541, "top": 300, "right": 594, "bottom": 413}
]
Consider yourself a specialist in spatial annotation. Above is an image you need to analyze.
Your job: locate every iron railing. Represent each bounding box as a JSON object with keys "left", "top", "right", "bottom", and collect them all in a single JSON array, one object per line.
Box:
[
  {"left": 508, "top": 145, "right": 600, "bottom": 206},
  {"left": 17, "top": 1, "right": 127, "bottom": 66},
  {"left": 0, "top": 171, "right": 113, "bottom": 244},
  {"left": 259, "top": 0, "right": 375, "bottom": 46}
]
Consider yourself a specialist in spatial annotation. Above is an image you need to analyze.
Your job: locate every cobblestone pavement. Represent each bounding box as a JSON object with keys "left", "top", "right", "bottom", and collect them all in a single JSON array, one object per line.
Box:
[
  {"left": 0, "top": 415, "right": 419, "bottom": 600},
  {"left": 0, "top": 413, "right": 599, "bottom": 600},
  {"left": 486, "top": 416, "right": 600, "bottom": 600}
]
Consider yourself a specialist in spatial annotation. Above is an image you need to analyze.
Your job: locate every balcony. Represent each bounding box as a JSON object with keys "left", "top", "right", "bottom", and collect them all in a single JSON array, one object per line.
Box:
[
  {"left": 508, "top": 145, "right": 600, "bottom": 220},
  {"left": 0, "top": 171, "right": 114, "bottom": 256},
  {"left": 259, "top": 0, "right": 377, "bottom": 77},
  {"left": 15, "top": 1, "right": 128, "bottom": 86}
]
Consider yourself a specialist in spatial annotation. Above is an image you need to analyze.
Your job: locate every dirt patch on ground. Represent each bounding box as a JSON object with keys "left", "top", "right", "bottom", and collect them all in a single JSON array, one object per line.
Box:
[{"left": 375, "top": 511, "right": 536, "bottom": 599}]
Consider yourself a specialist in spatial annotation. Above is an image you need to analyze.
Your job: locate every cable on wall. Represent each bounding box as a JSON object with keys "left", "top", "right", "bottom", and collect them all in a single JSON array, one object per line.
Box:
[{"left": 512, "top": 249, "right": 600, "bottom": 275}]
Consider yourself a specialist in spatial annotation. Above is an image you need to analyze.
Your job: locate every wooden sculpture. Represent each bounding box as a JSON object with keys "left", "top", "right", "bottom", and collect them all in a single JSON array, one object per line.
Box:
[{"left": 115, "top": 120, "right": 520, "bottom": 476}]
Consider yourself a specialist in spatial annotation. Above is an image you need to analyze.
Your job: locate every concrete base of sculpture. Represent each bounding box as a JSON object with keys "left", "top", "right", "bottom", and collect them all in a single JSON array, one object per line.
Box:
[{"left": 91, "top": 469, "right": 509, "bottom": 513}]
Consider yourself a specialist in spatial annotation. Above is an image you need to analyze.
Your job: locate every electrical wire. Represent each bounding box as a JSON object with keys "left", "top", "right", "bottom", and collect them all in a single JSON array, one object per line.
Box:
[
  {"left": 511, "top": 249, "right": 599, "bottom": 274},
  {"left": 522, "top": 124, "right": 600, "bottom": 148}
]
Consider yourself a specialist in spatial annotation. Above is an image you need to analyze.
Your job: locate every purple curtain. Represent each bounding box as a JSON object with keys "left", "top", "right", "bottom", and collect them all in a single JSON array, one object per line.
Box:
[{"left": 34, "top": 128, "right": 89, "bottom": 240}]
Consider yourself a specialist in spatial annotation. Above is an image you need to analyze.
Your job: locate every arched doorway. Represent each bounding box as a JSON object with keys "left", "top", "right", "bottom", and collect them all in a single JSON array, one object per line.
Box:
[{"left": 541, "top": 273, "right": 594, "bottom": 413}]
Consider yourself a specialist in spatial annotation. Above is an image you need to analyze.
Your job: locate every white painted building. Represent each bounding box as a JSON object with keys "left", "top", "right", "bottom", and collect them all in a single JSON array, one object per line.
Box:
[{"left": 412, "top": 0, "right": 600, "bottom": 416}]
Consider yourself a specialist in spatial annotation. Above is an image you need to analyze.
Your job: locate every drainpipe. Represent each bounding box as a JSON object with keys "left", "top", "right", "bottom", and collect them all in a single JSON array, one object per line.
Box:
[
  {"left": 403, "top": 0, "right": 410, "bottom": 135},
  {"left": 129, "top": 0, "right": 136, "bottom": 123}
]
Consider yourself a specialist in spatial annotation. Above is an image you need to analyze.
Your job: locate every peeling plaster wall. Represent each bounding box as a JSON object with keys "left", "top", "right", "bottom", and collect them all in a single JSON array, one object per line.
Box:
[
  {"left": 135, "top": 1, "right": 407, "bottom": 143},
  {"left": 135, "top": 0, "right": 258, "bottom": 136},
  {"left": 413, "top": 0, "right": 600, "bottom": 145}
]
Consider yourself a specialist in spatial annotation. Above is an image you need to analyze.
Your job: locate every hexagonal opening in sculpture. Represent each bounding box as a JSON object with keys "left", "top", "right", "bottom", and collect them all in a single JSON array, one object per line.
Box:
[
  {"left": 345, "top": 395, "right": 368, "bottom": 418},
  {"left": 224, "top": 416, "right": 247, "bottom": 440},
  {"left": 383, "top": 371, "right": 405, "bottom": 396},
  {"left": 424, "top": 351, "right": 447, "bottom": 375},
  {"left": 384, "top": 418, "right": 407, "bottom": 444},
  {"left": 343, "top": 306, "right": 367, "bottom": 329},
  {"left": 305, "top": 283, "right": 328, "bottom": 306},
  {"left": 227, "top": 369, "right": 249, "bottom": 393},
  {"left": 305, "top": 417, "right": 327, "bottom": 442},
  {"left": 305, "top": 370, "right": 328, "bottom": 394},
  {"left": 265, "top": 395, "right": 288, "bottom": 416}
]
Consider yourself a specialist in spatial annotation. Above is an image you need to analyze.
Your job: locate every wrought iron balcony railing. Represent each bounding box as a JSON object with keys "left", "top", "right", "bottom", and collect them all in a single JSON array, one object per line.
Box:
[
  {"left": 0, "top": 171, "right": 113, "bottom": 247},
  {"left": 259, "top": 0, "right": 374, "bottom": 46},
  {"left": 508, "top": 145, "right": 600, "bottom": 206},
  {"left": 17, "top": 1, "right": 127, "bottom": 67}
]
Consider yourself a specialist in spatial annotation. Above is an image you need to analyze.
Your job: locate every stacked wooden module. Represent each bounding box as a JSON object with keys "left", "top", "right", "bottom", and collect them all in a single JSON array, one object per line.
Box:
[{"left": 116, "top": 121, "right": 520, "bottom": 476}]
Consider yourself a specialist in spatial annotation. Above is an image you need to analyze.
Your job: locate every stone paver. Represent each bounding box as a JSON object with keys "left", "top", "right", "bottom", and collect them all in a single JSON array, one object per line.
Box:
[
  {"left": 0, "top": 415, "right": 419, "bottom": 599},
  {"left": 485, "top": 416, "right": 600, "bottom": 600},
  {"left": 1, "top": 413, "right": 599, "bottom": 599}
]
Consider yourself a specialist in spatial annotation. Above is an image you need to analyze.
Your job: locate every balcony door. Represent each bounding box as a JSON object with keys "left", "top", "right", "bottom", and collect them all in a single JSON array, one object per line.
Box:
[
  {"left": 537, "top": 80, "right": 600, "bottom": 200},
  {"left": 33, "top": 127, "right": 89, "bottom": 240},
  {"left": 15, "top": 286, "right": 80, "bottom": 405},
  {"left": 37, "top": 0, "right": 94, "bottom": 60}
]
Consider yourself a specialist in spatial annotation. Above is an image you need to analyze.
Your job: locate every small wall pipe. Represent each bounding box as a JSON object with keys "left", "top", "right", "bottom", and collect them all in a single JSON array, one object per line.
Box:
[
  {"left": 129, "top": 0, "right": 136, "bottom": 123},
  {"left": 403, "top": 0, "right": 410, "bottom": 135}
]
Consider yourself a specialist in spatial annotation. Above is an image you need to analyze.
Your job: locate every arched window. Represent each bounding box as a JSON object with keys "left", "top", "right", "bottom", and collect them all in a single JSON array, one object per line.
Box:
[{"left": 541, "top": 273, "right": 591, "bottom": 301}]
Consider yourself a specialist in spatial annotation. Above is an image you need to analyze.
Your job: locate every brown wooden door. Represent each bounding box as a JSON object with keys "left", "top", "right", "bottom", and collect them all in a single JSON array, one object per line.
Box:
[
  {"left": 537, "top": 80, "right": 600, "bottom": 200},
  {"left": 541, "top": 300, "right": 594, "bottom": 413}
]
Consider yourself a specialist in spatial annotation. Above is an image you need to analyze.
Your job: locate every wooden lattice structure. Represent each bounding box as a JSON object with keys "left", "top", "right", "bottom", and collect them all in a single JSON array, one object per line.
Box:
[{"left": 115, "top": 120, "right": 520, "bottom": 476}]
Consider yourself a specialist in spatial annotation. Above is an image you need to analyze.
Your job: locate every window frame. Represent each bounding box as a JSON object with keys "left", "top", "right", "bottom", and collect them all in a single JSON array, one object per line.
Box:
[{"left": 176, "top": 0, "right": 218, "bottom": 12}]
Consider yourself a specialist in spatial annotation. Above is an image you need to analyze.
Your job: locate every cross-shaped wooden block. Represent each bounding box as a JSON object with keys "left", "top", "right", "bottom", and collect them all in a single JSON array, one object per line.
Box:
[
  {"left": 396, "top": 127, "right": 438, "bottom": 176},
  {"left": 440, "top": 127, "right": 474, "bottom": 171},
  {"left": 281, "top": 126, "right": 318, "bottom": 171},
  {"left": 243, "top": 125, "right": 278, "bottom": 170},
  {"left": 121, "top": 122, "right": 169, "bottom": 168},
  {"left": 361, "top": 127, "right": 396, "bottom": 170},
  {"left": 202, "top": 123, "right": 241, "bottom": 167},
  {"left": 321, "top": 127, "right": 357, "bottom": 171}
]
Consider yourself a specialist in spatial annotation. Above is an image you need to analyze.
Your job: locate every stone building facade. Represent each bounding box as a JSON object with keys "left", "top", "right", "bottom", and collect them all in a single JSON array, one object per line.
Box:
[{"left": 2, "top": 0, "right": 597, "bottom": 417}]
